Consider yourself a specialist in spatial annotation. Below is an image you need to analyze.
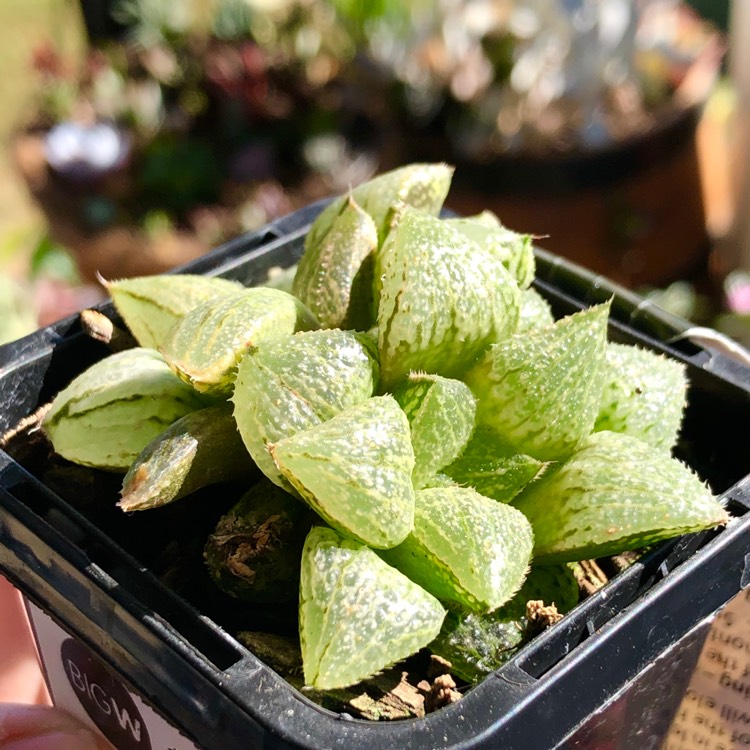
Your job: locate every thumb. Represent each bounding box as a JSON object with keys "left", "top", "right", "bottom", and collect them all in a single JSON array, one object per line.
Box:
[{"left": 0, "top": 703, "right": 114, "bottom": 750}]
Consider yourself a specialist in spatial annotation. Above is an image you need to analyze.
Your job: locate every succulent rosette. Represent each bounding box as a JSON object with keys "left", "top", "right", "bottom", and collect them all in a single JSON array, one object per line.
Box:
[{"left": 39, "top": 163, "right": 728, "bottom": 697}]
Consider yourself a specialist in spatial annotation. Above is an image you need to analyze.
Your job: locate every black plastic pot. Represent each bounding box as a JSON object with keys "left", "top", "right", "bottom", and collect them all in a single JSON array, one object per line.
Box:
[{"left": 1, "top": 202, "right": 750, "bottom": 750}]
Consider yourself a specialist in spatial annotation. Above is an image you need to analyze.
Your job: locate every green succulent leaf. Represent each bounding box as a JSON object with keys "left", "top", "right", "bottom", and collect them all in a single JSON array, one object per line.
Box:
[
  {"left": 443, "top": 427, "right": 547, "bottom": 503},
  {"left": 305, "top": 163, "right": 454, "bottom": 252},
  {"left": 119, "top": 404, "right": 255, "bottom": 511},
  {"left": 392, "top": 372, "right": 476, "bottom": 489},
  {"left": 380, "top": 486, "right": 534, "bottom": 612},
  {"left": 465, "top": 302, "right": 611, "bottom": 461},
  {"left": 445, "top": 213, "right": 535, "bottom": 289},
  {"left": 43, "top": 348, "right": 206, "bottom": 471},
  {"left": 517, "top": 287, "right": 555, "bottom": 333},
  {"left": 106, "top": 274, "right": 243, "bottom": 349},
  {"left": 430, "top": 563, "right": 579, "bottom": 683},
  {"left": 292, "top": 196, "right": 379, "bottom": 330},
  {"left": 160, "top": 288, "right": 319, "bottom": 396},
  {"left": 378, "top": 208, "right": 521, "bottom": 389},
  {"left": 299, "top": 526, "right": 446, "bottom": 690},
  {"left": 595, "top": 342, "right": 687, "bottom": 451},
  {"left": 270, "top": 396, "right": 416, "bottom": 549},
  {"left": 422, "top": 473, "right": 459, "bottom": 489},
  {"left": 232, "top": 329, "right": 379, "bottom": 489},
  {"left": 513, "top": 430, "right": 729, "bottom": 563}
]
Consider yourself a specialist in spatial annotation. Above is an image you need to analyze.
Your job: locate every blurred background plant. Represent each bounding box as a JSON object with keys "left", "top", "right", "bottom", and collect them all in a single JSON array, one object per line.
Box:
[
  {"left": 0, "top": 230, "right": 104, "bottom": 346},
  {"left": 12, "top": 0, "right": 424, "bottom": 283},
  {"left": 643, "top": 271, "right": 750, "bottom": 349},
  {"left": 368, "top": 0, "right": 721, "bottom": 158},
  {"left": 19, "top": 0, "right": 723, "bottom": 224},
  {"left": 0, "top": 0, "right": 740, "bottom": 344}
]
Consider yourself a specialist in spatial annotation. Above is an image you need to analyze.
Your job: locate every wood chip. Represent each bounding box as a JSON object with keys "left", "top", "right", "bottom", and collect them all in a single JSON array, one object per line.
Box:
[
  {"left": 0, "top": 402, "right": 52, "bottom": 450},
  {"left": 417, "top": 673, "right": 462, "bottom": 713},
  {"left": 526, "top": 599, "right": 563, "bottom": 635},
  {"left": 79, "top": 309, "right": 137, "bottom": 351},
  {"left": 573, "top": 559, "right": 609, "bottom": 596}
]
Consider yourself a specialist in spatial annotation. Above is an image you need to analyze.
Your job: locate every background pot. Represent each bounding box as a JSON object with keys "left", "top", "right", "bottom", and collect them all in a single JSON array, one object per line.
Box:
[{"left": 407, "top": 103, "right": 709, "bottom": 290}]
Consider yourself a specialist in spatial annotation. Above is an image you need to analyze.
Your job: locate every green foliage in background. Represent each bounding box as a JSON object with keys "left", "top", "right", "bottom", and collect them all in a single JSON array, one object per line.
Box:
[{"left": 0, "top": 276, "right": 36, "bottom": 346}]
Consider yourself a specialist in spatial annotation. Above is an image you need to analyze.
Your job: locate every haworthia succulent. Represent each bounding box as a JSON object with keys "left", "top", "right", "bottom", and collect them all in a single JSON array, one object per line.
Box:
[
  {"left": 423, "top": 473, "right": 459, "bottom": 489},
  {"left": 232, "top": 329, "right": 379, "bottom": 490},
  {"left": 392, "top": 373, "right": 476, "bottom": 489},
  {"left": 105, "top": 274, "right": 243, "bottom": 350},
  {"left": 443, "top": 427, "right": 547, "bottom": 503},
  {"left": 30, "top": 159, "right": 731, "bottom": 712},
  {"left": 445, "top": 213, "right": 535, "bottom": 289},
  {"left": 513, "top": 430, "right": 728, "bottom": 563},
  {"left": 517, "top": 287, "right": 555, "bottom": 333},
  {"left": 462, "top": 210, "right": 501, "bottom": 227},
  {"left": 299, "top": 526, "right": 446, "bottom": 689},
  {"left": 270, "top": 396, "right": 416, "bottom": 549},
  {"left": 465, "top": 302, "right": 611, "bottom": 461},
  {"left": 118, "top": 404, "right": 255, "bottom": 511},
  {"left": 262, "top": 264, "right": 298, "bottom": 293},
  {"left": 43, "top": 348, "right": 206, "bottom": 471},
  {"left": 378, "top": 208, "right": 521, "bottom": 390},
  {"left": 304, "top": 163, "right": 454, "bottom": 253},
  {"left": 595, "top": 342, "right": 687, "bottom": 451},
  {"left": 160, "top": 288, "right": 319, "bottom": 396},
  {"left": 291, "top": 196, "right": 379, "bottom": 331},
  {"left": 430, "top": 563, "right": 579, "bottom": 683},
  {"left": 204, "top": 479, "right": 318, "bottom": 603},
  {"left": 380, "top": 486, "right": 534, "bottom": 612}
]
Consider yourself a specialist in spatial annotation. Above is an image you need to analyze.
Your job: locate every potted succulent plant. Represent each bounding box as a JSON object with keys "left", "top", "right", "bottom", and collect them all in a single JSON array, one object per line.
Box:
[{"left": 1, "top": 163, "right": 749, "bottom": 749}]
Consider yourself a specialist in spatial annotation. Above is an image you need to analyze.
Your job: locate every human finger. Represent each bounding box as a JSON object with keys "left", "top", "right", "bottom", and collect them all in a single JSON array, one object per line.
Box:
[{"left": 0, "top": 703, "right": 113, "bottom": 750}]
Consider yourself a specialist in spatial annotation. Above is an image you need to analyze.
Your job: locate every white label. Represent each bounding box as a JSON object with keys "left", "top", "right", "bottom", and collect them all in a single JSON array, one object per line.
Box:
[{"left": 26, "top": 602, "right": 201, "bottom": 750}]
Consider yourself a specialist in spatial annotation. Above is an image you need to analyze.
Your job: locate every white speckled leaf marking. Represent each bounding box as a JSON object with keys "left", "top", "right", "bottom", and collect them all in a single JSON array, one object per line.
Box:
[
  {"left": 517, "top": 287, "right": 555, "bottom": 333},
  {"left": 465, "top": 301, "right": 610, "bottom": 461},
  {"left": 445, "top": 214, "right": 536, "bottom": 290},
  {"left": 299, "top": 526, "right": 446, "bottom": 689},
  {"left": 381, "top": 486, "right": 533, "bottom": 612},
  {"left": 378, "top": 208, "right": 521, "bottom": 390},
  {"left": 292, "top": 197, "right": 378, "bottom": 330},
  {"left": 44, "top": 348, "right": 206, "bottom": 471},
  {"left": 304, "top": 163, "right": 454, "bottom": 254},
  {"left": 513, "top": 430, "right": 728, "bottom": 562},
  {"left": 232, "top": 329, "right": 379, "bottom": 489},
  {"left": 392, "top": 372, "right": 476, "bottom": 489},
  {"left": 106, "top": 274, "right": 243, "bottom": 350},
  {"left": 160, "top": 288, "right": 319, "bottom": 396},
  {"left": 595, "top": 342, "right": 687, "bottom": 451},
  {"left": 270, "top": 395, "right": 416, "bottom": 548}
]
